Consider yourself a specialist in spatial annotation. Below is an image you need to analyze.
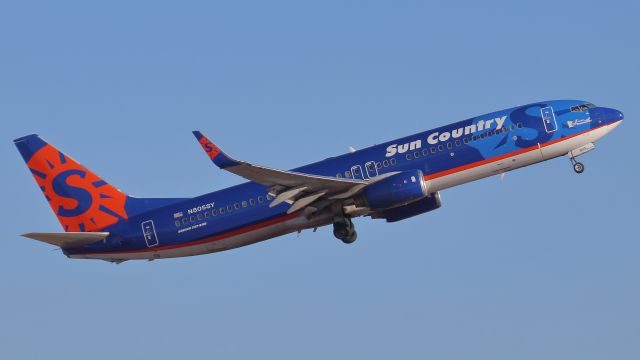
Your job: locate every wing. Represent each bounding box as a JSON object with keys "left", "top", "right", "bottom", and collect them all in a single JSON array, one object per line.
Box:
[{"left": 192, "top": 131, "right": 391, "bottom": 214}]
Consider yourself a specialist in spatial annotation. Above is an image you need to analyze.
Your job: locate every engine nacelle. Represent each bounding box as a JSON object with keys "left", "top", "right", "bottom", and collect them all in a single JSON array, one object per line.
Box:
[
  {"left": 373, "top": 192, "right": 442, "bottom": 222},
  {"left": 355, "top": 169, "right": 428, "bottom": 211}
]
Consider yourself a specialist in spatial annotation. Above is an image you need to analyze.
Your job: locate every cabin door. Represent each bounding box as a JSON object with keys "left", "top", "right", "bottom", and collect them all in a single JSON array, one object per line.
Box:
[
  {"left": 541, "top": 106, "right": 558, "bottom": 133},
  {"left": 141, "top": 220, "right": 159, "bottom": 247}
]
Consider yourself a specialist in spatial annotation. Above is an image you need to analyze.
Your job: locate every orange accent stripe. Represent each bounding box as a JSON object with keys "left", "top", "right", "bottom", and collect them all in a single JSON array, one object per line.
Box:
[
  {"left": 424, "top": 124, "right": 607, "bottom": 181},
  {"left": 89, "top": 211, "right": 304, "bottom": 255}
]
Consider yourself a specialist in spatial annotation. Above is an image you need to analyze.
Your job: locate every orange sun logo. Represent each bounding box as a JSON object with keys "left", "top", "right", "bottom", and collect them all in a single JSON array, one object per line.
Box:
[{"left": 27, "top": 144, "right": 128, "bottom": 232}]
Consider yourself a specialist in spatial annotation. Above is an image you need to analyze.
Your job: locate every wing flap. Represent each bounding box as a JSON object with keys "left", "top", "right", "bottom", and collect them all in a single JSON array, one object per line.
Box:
[{"left": 22, "top": 232, "right": 109, "bottom": 248}]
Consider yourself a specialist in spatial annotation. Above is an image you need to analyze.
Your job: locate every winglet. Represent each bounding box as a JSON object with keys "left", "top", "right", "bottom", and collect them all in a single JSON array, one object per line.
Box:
[{"left": 192, "top": 131, "right": 241, "bottom": 169}]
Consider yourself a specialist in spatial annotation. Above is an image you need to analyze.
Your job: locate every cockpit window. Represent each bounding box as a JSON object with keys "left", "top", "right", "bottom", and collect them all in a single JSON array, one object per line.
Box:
[{"left": 570, "top": 103, "right": 596, "bottom": 112}]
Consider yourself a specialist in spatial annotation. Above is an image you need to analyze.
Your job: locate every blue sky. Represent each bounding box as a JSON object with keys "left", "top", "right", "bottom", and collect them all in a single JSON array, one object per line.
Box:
[{"left": 1, "top": 1, "right": 638, "bottom": 359}]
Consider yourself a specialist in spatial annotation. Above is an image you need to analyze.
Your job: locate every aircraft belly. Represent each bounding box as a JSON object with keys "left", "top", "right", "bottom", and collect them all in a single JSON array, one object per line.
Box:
[
  {"left": 426, "top": 147, "right": 542, "bottom": 192},
  {"left": 428, "top": 128, "right": 603, "bottom": 192},
  {"left": 70, "top": 213, "right": 322, "bottom": 261},
  {"left": 540, "top": 130, "right": 593, "bottom": 160}
]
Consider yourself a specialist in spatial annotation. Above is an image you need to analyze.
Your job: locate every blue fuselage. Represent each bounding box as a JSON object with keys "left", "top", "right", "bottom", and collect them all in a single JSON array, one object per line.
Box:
[{"left": 64, "top": 100, "right": 623, "bottom": 260}]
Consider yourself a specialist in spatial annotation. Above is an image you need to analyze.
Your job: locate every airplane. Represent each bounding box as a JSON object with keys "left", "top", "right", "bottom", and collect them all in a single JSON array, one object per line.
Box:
[{"left": 14, "top": 100, "right": 623, "bottom": 262}]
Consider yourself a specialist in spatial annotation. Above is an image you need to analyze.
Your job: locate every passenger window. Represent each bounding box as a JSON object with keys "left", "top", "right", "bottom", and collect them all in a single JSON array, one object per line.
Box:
[
  {"left": 463, "top": 138, "right": 469, "bottom": 144},
  {"left": 480, "top": 133, "right": 486, "bottom": 139},
  {"left": 219, "top": 207, "right": 225, "bottom": 214},
  {"left": 197, "top": 213, "right": 203, "bottom": 220},
  {"left": 234, "top": 203, "right": 240, "bottom": 210},
  {"left": 517, "top": 122, "right": 523, "bottom": 128},
  {"left": 182, "top": 218, "right": 188, "bottom": 225},
  {"left": 447, "top": 143, "right": 452, "bottom": 149},
  {"left": 250, "top": 199, "right": 255, "bottom": 206},
  {"left": 227, "top": 205, "right": 233, "bottom": 212},
  {"left": 242, "top": 201, "right": 247, "bottom": 208},
  {"left": 406, "top": 154, "right": 412, "bottom": 160},
  {"left": 212, "top": 209, "right": 218, "bottom": 216},
  {"left": 390, "top": 158, "right": 397, "bottom": 165},
  {"left": 175, "top": 220, "right": 181, "bottom": 227},
  {"left": 267, "top": 194, "right": 274, "bottom": 200},
  {"left": 336, "top": 173, "right": 342, "bottom": 178},
  {"left": 190, "top": 215, "right": 195, "bottom": 222},
  {"left": 509, "top": 125, "right": 515, "bottom": 131},
  {"left": 383, "top": 160, "right": 389, "bottom": 167},
  {"left": 472, "top": 135, "right": 477, "bottom": 141},
  {"left": 437, "top": 145, "right": 443, "bottom": 151},
  {"left": 455, "top": 140, "right": 461, "bottom": 146},
  {"left": 422, "top": 149, "right": 429, "bottom": 156},
  {"left": 430, "top": 147, "right": 436, "bottom": 154},
  {"left": 258, "top": 196, "right": 264, "bottom": 203},
  {"left": 487, "top": 131, "right": 493, "bottom": 137},
  {"left": 345, "top": 170, "right": 352, "bottom": 178},
  {"left": 376, "top": 162, "right": 382, "bottom": 169},
  {"left": 414, "top": 151, "right": 420, "bottom": 158},
  {"left": 204, "top": 211, "right": 210, "bottom": 218}
]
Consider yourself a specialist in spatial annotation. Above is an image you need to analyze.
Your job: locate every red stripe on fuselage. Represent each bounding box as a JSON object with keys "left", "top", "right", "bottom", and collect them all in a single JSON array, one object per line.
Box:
[
  {"left": 86, "top": 211, "right": 304, "bottom": 255},
  {"left": 83, "top": 123, "right": 612, "bottom": 257},
  {"left": 424, "top": 123, "right": 607, "bottom": 180}
]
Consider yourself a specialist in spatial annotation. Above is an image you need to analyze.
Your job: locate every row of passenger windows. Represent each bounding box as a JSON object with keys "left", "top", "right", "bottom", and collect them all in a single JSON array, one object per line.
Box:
[
  {"left": 176, "top": 121, "right": 527, "bottom": 223},
  {"left": 174, "top": 194, "right": 274, "bottom": 227},
  {"left": 570, "top": 103, "right": 596, "bottom": 112},
  {"left": 337, "top": 122, "right": 523, "bottom": 178}
]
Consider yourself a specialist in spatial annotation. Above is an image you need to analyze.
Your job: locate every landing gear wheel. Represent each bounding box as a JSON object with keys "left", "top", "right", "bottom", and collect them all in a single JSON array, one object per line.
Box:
[
  {"left": 341, "top": 230, "right": 357, "bottom": 244},
  {"left": 333, "top": 218, "right": 357, "bottom": 244},
  {"left": 573, "top": 162, "right": 585, "bottom": 174},
  {"left": 333, "top": 223, "right": 349, "bottom": 239}
]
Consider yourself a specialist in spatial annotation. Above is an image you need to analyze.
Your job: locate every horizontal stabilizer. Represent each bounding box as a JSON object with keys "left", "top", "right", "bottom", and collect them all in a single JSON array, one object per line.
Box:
[{"left": 22, "top": 232, "right": 109, "bottom": 248}]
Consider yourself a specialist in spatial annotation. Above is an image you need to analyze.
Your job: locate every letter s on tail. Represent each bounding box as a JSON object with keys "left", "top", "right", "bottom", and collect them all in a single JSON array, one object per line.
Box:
[{"left": 14, "top": 134, "right": 129, "bottom": 232}]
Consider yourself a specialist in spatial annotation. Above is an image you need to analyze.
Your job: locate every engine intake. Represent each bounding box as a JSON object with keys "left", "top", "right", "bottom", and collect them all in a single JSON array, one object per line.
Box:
[{"left": 355, "top": 169, "right": 428, "bottom": 211}]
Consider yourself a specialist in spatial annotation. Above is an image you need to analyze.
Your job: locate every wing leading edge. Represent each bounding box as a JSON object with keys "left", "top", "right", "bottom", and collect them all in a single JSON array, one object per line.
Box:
[{"left": 192, "top": 131, "right": 389, "bottom": 214}]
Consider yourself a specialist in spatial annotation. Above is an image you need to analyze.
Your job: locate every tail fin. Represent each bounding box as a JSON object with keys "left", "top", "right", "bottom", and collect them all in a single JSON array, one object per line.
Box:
[{"left": 15, "top": 134, "right": 135, "bottom": 232}]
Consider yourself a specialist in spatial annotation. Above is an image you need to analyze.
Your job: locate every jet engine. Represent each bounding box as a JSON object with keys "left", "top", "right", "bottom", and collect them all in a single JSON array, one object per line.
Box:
[{"left": 355, "top": 169, "right": 428, "bottom": 211}]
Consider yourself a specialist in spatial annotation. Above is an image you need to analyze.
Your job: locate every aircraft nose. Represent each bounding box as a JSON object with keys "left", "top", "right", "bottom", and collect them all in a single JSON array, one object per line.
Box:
[{"left": 590, "top": 107, "right": 624, "bottom": 124}]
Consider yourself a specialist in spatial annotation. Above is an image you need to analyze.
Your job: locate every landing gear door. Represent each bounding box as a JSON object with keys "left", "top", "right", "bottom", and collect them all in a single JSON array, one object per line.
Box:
[
  {"left": 541, "top": 106, "right": 558, "bottom": 133},
  {"left": 142, "top": 220, "right": 159, "bottom": 247}
]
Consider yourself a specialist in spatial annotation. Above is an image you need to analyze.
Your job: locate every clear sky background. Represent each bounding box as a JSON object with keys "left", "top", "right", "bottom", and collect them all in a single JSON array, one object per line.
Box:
[{"left": 1, "top": 1, "right": 638, "bottom": 359}]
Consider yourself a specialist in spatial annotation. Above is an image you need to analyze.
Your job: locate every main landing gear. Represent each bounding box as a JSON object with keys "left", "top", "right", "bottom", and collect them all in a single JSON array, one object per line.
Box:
[
  {"left": 570, "top": 156, "right": 585, "bottom": 174},
  {"left": 333, "top": 217, "right": 357, "bottom": 244}
]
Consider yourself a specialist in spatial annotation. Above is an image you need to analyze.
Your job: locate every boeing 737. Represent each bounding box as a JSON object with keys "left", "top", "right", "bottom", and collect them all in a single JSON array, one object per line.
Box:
[{"left": 14, "top": 100, "right": 623, "bottom": 262}]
